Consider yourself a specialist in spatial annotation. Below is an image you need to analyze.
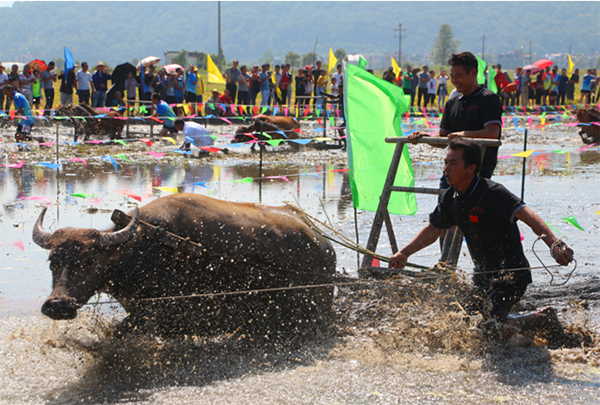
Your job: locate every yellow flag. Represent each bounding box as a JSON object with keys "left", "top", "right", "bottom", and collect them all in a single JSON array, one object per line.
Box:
[
  {"left": 207, "top": 54, "right": 226, "bottom": 84},
  {"left": 154, "top": 187, "right": 178, "bottom": 193},
  {"left": 391, "top": 57, "right": 401, "bottom": 79},
  {"left": 567, "top": 54, "right": 575, "bottom": 76},
  {"left": 271, "top": 69, "right": 282, "bottom": 99},
  {"left": 163, "top": 137, "right": 177, "bottom": 145},
  {"left": 512, "top": 149, "right": 536, "bottom": 158},
  {"left": 327, "top": 48, "right": 338, "bottom": 74}
]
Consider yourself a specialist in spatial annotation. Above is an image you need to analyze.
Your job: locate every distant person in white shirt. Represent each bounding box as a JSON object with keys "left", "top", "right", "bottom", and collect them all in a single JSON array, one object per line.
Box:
[
  {"left": 173, "top": 119, "right": 214, "bottom": 151},
  {"left": 448, "top": 88, "right": 461, "bottom": 101}
]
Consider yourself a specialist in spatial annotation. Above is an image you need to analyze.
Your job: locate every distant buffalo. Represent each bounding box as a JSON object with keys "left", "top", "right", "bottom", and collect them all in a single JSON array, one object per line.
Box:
[
  {"left": 234, "top": 115, "right": 301, "bottom": 152},
  {"left": 576, "top": 107, "right": 600, "bottom": 145},
  {"left": 55, "top": 104, "right": 125, "bottom": 141}
]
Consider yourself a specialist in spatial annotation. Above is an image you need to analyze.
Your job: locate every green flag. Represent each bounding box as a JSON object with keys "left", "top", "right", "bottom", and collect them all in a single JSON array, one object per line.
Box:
[
  {"left": 344, "top": 63, "right": 417, "bottom": 215},
  {"left": 358, "top": 56, "right": 369, "bottom": 70},
  {"left": 561, "top": 216, "right": 585, "bottom": 231},
  {"left": 475, "top": 55, "right": 486, "bottom": 85},
  {"left": 488, "top": 65, "right": 497, "bottom": 93}
]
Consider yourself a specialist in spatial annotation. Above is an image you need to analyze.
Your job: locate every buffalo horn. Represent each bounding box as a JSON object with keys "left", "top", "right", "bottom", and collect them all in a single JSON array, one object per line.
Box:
[
  {"left": 32, "top": 207, "right": 54, "bottom": 249},
  {"left": 99, "top": 207, "right": 140, "bottom": 247}
]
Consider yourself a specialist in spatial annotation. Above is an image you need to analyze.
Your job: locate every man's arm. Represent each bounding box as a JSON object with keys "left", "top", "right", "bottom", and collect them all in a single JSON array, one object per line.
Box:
[
  {"left": 514, "top": 206, "right": 574, "bottom": 265},
  {"left": 389, "top": 224, "right": 445, "bottom": 269}
]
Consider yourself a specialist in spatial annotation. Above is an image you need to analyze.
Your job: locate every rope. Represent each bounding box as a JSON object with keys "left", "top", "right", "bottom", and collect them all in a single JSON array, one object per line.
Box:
[{"left": 532, "top": 235, "right": 577, "bottom": 286}]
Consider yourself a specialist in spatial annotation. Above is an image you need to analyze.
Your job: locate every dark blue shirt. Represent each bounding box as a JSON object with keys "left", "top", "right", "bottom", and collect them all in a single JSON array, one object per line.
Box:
[
  {"left": 430, "top": 177, "right": 532, "bottom": 288},
  {"left": 92, "top": 71, "right": 111, "bottom": 92}
]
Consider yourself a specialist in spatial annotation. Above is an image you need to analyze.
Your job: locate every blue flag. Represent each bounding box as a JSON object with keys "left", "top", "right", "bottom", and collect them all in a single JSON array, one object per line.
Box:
[
  {"left": 64, "top": 47, "right": 75, "bottom": 74},
  {"left": 140, "top": 60, "right": 149, "bottom": 93}
]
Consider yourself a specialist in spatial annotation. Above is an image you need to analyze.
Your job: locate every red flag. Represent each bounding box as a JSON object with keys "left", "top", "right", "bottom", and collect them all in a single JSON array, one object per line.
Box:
[
  {"left": 253, "top": 106, "right": 258, "bottom": 115},
  {"left": 139, "top": 138, "right": 153, "bottom": 146},
  {"left": 114, "top": 190, "right": 142, "bottom": 202},
  {"left": 199, "top": 146, "right": 221, "bottom": 153}
]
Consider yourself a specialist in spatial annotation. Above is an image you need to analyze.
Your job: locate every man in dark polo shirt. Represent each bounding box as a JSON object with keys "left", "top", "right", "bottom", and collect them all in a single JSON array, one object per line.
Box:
[
  {"left": 390, "top": 139, "right": 574, "bottom": 342},
  {"left": 409, "top": 51, "right": 502, "bottom": 181}
]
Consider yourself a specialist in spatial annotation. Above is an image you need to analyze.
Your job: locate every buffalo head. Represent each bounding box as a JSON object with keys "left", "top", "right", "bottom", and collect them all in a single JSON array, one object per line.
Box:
[
  {"left": 33, "top": 207, "right": 140, "bottom": 320},
  {"left": 233, "top": 123, "right": 258, "bottom": 144}
]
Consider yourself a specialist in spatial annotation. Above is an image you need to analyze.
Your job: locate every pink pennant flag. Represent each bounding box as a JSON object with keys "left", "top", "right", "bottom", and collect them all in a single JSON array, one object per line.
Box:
[
  {"left": 422, "top": 108, "right": 427, "bottom": 116},
  {"left": 576, "top": 143, "right": 597, "bottom": 152},
  {"left": 501, "top": 117, "right": 505, "bottom": 127},
  {"left": 13, "top": 241, "right": 24, "bottom": 251},
  {"left": 89, "top": 197, "right": 102, "bottom": 206},
  {"left": 264, "top": 176, "right": 291, "bottom": 183},
  {"left": 527, "top": 116, "right": 533, "bottom": 130},
  {"left": 147, "top": 151, "right": 166, "bottom": 158},
  {"left": 336, "top": 110, "right": 340, "bottom": 119},
  {"left": 1, "top": 160, "right": 24, "bottom": 168},
  {"left": 330, "top": 168, "right": 349, "bottom": 172},
  {"left": 230, "top": 104, "right": 236, "bottom": 115},
  {"left": 86, "top": 140, "right": 104, "bottom": 144},
  {"left": 218, "top": 117, "right": 233, "bottom": 125},
  {"left": 114, "top": 189, "right": 142, "bottom": 202},
  {"left": 69, "top": 158, "right": 88, "bottom": 167},
  {"left": 284, "top": 107, "right": 288, "bottom": 117},
  {"left": 21, "top": 196, "right": 53, "bottom": 205},
  {"left": 497, "top": 155, "right": 512, "bottom": 159},
  {"left": 39, "top": 141, "right": 57, "bottom": 147}
]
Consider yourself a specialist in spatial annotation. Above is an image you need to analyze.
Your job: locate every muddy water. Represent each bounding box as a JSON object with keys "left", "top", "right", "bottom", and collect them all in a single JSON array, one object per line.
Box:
[{"left": 1, "top": 124, "right": 600, "bottom": 403}]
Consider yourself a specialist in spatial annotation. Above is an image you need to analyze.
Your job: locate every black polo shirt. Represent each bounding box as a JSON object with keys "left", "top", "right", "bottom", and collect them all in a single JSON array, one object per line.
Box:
[
  {"left": 440, "top": 86, "right": 502, "bottom": 179},
  {"left": 429, "top": 177, "right": 532, "bottom": 287}
]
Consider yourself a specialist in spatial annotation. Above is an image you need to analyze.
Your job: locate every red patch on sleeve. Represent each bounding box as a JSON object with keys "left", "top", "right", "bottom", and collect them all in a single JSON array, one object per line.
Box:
[{"left": 470, "top": 215, "right": 479, "bottom": 223}]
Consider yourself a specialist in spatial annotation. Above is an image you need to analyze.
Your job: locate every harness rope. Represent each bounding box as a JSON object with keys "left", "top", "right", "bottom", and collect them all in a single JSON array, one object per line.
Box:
[{"left": 82, "top": 210, "right": 576, "bottom": 307}]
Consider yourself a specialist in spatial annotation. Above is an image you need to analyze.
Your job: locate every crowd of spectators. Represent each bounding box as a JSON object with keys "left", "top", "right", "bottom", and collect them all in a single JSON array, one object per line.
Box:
[{"left": 380, "top": 61, "right": 598, "bottom": 110}]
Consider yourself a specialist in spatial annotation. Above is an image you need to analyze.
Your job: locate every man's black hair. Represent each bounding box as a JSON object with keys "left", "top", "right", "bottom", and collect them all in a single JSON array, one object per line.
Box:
[
  {"left": 448, "top": 52, "right": 478, "bottom": 75},
  {"left": 275, "top": 65, "right": 280, "bottom": 68},
  {"left": 448, "top": 138, "right": 481, "bottom": 174},
  {"left": 2, "top": 85, "right": 15, "bottom": 93},
  {"left": 174, "top": 119, "right": 185, "bottom": 127},
  {"left": 151, "top": 93, "right": 162, "bottom": 101},
  {"left": 48, "top": 61, "right": 55, "bottom": 66}
]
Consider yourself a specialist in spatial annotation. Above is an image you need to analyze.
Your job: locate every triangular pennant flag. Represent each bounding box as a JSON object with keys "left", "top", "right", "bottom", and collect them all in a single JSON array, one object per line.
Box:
[
  {"left": 206, "top": 54, "right": 226, "bottom": 84},
  {"left": 154, "top": 186, "right": 178, "bottom": 193},
  {"left": 561, "top": 216, "right": 584, "bottom": 231},
  {"left": 512, "top": 149, "right": 536, "bottom": 158},
  {"left": 102, "top": 155, "right": 119, "bottom": 172},
  {"left": 232, "top": 177, "right": 253, "bottom": 183}
]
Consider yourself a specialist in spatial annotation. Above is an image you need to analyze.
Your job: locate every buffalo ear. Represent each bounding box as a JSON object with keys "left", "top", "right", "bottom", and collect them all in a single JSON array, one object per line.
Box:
[{"left": 99, "top": 208, "right": 140, "bottom": 247}]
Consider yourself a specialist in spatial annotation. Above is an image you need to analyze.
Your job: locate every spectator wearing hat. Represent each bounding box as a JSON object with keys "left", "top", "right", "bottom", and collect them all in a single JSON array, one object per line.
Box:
[
  {"left": 0, "top": 63, "right": 8, "bottom": 111},
  {"left": 92, "top": 61, "right": 110, "bottom": 108},
  {"left": 206, "top": 89, "right": 221, "bottom": 116},
  {"left": 223, "top": 59, "right": 241, "bottom": 104}
]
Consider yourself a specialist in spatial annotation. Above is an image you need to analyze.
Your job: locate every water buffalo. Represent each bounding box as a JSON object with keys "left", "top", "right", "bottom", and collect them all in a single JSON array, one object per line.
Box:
[
  {"left": 234, "top": 115, "right": 301, "bottom": 152},
  {"left": 33, "top": 193, "right": 336, "bottom": 337},
  {"left": 55, "top": 103, "right": 125, "bottom": 141},
  {"left": 576, "top": 107, "right": 600, "bottom": 145}
]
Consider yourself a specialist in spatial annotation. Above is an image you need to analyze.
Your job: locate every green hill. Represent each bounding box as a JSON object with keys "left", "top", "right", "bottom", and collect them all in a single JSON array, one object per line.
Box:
[{"left": 1, "top": 1, "right": 598, "bottom": 67}]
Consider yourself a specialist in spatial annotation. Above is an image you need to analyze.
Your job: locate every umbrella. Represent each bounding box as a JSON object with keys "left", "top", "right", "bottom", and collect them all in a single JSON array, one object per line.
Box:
[
  {"left": 137, "top": 56, "right": 161, "bottom": 68},
  {"left": 28, "top": 59, "right": 47, "bottom": 72},
  {"left": 522, "top": 64, "right": 542, "bottom": 75},
  {"left": 111, "top": 62, "right": 137, "bottom": 87},
  {"left": 164, "top": 64, "right": 184, "bottom": 73},
  {"left": 533, "top": 59, "right": 553, "bottom": 69}
]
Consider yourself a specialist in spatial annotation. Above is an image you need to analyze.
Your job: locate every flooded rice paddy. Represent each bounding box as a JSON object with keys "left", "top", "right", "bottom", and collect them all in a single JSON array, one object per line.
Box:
[{"left": 1, "top": 120, "right": 600, "bottom": 404}]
